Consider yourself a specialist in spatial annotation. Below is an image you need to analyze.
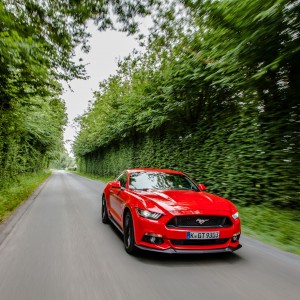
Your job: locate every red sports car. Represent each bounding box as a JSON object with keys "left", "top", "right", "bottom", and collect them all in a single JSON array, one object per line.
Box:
[{"left": 102, "top": 168, "right": 242, "bottom": 254}]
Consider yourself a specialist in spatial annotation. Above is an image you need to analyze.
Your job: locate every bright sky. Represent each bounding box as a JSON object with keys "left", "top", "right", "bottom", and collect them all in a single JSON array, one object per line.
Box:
[{"left": 62, "top": 22, "right": 145, "bottom": 155}]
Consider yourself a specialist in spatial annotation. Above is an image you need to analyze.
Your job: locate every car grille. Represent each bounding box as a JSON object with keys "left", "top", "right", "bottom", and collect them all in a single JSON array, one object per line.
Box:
[
  {"left": 171, "top": 238, "right": 229, "bottom": 246},
  {"left": 166, "top": 215, "right": 232, "bottom": 228}
]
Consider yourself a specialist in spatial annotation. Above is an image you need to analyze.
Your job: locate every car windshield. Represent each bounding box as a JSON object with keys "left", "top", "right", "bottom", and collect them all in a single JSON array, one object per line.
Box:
[{"left": 129, "top": 172, "right": 199, "bottom": 191}]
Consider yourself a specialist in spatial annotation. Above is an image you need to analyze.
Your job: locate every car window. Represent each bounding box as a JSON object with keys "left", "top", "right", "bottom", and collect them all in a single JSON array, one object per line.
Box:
[
  {"left": 116, "top": 172, "right": 127, "bottom": 188},
  {"left": 129, "top": 172, "right": 199, "bottom": 191}
]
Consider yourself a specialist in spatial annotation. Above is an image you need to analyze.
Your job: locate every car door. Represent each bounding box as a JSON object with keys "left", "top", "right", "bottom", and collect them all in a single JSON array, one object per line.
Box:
[{"left": 109, "top": 172, "right": 127, "bottom": 226}]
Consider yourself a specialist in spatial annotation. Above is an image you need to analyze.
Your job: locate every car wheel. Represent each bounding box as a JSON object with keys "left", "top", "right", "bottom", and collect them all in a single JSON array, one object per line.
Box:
[
  {"left": 124, "top": 212, "right": 136, "bottom": 254},
  {"left": 101, "top": 195, "right": 109, "bottom": 224}
]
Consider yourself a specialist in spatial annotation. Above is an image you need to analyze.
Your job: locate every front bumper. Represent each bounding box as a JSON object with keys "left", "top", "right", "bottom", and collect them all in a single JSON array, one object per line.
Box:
[
  {"left": 133, "top": 209, "right": 242, "bottom": 253},
  {"left": 136, "top": 244, "right": 242, "bottom": 254}
]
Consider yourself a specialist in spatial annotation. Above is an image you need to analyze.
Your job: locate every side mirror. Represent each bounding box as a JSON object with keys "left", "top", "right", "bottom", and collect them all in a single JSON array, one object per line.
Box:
[
  {"left": 111, "top": 181, "right": 122, "bottom": 189},
  {"left": 198, "top": 183, "right": 206, "bottom": 191}
]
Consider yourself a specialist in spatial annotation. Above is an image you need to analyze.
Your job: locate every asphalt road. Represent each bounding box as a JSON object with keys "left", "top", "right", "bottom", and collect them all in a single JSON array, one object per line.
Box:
[{"left": 0, "top": 171, "right": 299, "bottom": 300}]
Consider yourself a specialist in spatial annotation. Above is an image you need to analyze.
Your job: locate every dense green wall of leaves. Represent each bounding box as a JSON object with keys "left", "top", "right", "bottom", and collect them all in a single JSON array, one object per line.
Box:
[
  {"left": 78, "top": 104, "right": 299, "bottom": 208},
  {"left": 0, "top": 97, "right": 66, "bottom": 187}
]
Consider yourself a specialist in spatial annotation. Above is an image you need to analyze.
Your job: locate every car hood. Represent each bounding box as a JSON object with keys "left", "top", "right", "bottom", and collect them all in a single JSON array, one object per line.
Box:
[{"left": 132, "top": 190, "right": 231, "bottom": 215}]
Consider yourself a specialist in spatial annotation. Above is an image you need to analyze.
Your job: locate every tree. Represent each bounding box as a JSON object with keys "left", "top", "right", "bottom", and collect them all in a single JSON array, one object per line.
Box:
[{"left": 0, "top": 0, "right": 162, "bottom": 185}]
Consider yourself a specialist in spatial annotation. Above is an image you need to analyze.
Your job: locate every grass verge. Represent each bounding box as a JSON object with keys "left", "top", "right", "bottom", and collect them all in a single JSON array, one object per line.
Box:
[
  {"left": 238, "top": 205, "right": 300, "bottom": 256},
  {"left": 0, "top": 171, "right": 51, "bottom": 222},
  {"left": 68, "top": 171, "right": 300, "bottom": 256}
]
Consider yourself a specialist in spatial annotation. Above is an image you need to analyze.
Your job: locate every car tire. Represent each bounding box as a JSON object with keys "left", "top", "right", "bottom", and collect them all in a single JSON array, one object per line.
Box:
[
  {"left": 101, "top": 195, "right": 109, "bottom": 224},
  {"left": 124, "top": 211, "right": 136, "bottom": 254}
]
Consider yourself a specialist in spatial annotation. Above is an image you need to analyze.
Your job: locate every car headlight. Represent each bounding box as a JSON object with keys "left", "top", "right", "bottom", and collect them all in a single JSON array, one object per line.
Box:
[
  {"left": 232, "top": 212, "right": 239, "bottom": 220},
  {"left": 136, "top": 208, "right": 163, "bottom": 220}
]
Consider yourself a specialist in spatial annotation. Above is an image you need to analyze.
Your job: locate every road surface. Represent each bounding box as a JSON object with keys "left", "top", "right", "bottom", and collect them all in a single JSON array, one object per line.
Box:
[{"left": 0, "top": 171, "right": 299, "bottom": 300}]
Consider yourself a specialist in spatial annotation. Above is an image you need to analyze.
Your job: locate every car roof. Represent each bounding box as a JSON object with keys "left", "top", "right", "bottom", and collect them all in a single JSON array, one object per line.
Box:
[{"left": 127, "top": 168, "right": 183, "bottom": 175}]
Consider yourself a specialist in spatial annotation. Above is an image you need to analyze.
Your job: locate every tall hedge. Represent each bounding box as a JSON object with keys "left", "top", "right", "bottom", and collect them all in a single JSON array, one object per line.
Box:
[{"left": 77, "top": 102, "right": 299, "bottom": 208}]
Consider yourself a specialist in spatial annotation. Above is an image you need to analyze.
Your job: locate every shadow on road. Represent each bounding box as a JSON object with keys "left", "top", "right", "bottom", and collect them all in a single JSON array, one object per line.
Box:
[{"left": 135, "top": 250, "right": 243, "bottom": 266}]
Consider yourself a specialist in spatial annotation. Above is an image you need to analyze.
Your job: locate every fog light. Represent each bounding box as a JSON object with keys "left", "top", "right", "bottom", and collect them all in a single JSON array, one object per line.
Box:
[
  {"left": 142, "top": 233, "right": 164, "bottom": 245},
  {"left": 231, "top": 233, "right": 241, "bottom": 242},
  {"left": 150, "top": 236, "right": 156, "bottom": 243}
]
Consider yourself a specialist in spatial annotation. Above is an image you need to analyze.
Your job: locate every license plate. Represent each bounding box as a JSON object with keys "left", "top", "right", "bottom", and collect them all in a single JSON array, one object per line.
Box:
[{"left": 187, "top": 231, "right": 220, "bottom": 239}]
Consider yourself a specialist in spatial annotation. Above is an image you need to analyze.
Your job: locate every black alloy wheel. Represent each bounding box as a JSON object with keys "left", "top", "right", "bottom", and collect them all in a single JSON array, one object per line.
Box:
[
  {"left": 101, "top": 195, "right": 109, "bottom": 224},
  {"left": 124, "top": 212, "right": 136, "bottom": 254}
]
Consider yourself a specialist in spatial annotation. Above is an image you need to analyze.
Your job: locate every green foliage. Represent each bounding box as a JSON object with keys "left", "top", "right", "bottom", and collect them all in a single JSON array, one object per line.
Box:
[
  {"left": 0, "top": 95, "right": 66, "bottom": 186},
  {"left": 50, "top": 151, "right": 75, "bottom": 170},
  {"left": 74, "top": 0, "right": 300, "bottom": 210},
  {"left": 0, "top": 171, "right": 51, "bottom": 222},
  {"left": 0, "top": 0, "right": 161, "bottom": 188}
]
